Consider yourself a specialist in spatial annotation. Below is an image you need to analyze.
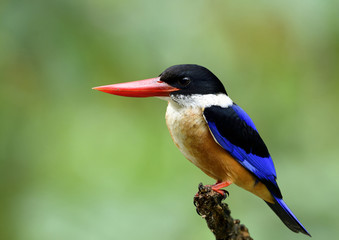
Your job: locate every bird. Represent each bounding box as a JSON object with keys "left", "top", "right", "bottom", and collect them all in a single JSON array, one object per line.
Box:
[{"left": 93, "top": 64, "right": 310, "bottom": 236}]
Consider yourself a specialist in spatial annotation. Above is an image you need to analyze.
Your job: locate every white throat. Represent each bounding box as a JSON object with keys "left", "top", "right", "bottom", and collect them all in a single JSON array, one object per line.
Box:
[{"left": 164, "top": 93, "right": 233, "bottom": 109}]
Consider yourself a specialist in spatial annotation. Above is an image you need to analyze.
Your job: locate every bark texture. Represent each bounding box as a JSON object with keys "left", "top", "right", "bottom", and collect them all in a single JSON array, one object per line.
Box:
[{"left": 194, "top": 183, "right": 253, "bottom": 240}]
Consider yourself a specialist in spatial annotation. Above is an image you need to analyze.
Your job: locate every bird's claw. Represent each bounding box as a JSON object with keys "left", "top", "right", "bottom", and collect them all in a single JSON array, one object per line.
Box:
[
  {"left": 212, "top": 188, "right": 229, "bottom": 200},
  {"left": 220, "top": 189, "right": 229, "bottom": 200},
  {"left": 194, "top": 183, "right": 230, "bottom": 200}
]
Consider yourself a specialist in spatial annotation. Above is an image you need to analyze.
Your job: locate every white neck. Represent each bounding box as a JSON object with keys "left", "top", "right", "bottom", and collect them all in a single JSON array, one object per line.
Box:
[{"left": 161, "top": 93, "right": 233, "bottom": 109}]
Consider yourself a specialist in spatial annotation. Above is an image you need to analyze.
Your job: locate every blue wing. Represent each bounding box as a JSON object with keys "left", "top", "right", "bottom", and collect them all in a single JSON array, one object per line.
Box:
[
  {"left": 203, "top": 104, "right": 281, "bottom": 198},
  {"left": 204, "top": 104, "right": 311, "bottom": 235}
]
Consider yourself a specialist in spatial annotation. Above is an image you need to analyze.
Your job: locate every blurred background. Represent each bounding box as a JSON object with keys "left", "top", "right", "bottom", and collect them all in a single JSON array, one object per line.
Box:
[{"left": 1, "top": 0, "right": 338, "bottom": 239}]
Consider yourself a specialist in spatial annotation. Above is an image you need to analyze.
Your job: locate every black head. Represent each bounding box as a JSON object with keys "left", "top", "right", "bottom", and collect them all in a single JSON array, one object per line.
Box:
[{"left": 159, "top": 64, "right": 227, "bottom": 96}]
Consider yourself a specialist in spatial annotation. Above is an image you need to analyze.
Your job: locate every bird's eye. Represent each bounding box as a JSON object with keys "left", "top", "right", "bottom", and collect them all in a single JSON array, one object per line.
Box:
[{"left": 178, "top": 77, "right": 191, "bottom": 87}]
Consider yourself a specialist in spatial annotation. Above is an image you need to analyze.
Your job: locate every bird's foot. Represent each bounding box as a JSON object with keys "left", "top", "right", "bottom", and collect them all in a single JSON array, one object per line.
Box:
[
  {"left": 210, "top": 181, "right": 231, "bottom": 198},
  {"left": 194, "top": 181, "right": 231, "bottom": 199},
  {"left": 211, "top": 181, "right": 232, "bottom": 195}
]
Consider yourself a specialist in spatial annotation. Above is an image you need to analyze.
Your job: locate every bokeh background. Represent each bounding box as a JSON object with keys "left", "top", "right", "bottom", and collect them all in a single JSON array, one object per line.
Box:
[{"left": 1, "top": 0, "right": 339, "bottom": 239}]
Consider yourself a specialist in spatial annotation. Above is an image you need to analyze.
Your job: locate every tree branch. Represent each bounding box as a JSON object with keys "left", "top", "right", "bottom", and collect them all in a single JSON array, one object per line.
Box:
[{"left": 193, "top": 183, "right": 253, "bottom": 240}]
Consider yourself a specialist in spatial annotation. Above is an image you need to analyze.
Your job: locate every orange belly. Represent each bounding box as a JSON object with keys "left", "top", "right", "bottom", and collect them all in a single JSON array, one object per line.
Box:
[{"left": 165, "top": 103, "right": 274, "bottom": 203}]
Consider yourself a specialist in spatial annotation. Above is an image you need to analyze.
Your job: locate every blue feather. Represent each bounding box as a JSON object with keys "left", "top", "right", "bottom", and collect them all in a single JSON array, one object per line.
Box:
[
  {"left": 203, "top": 104, "right": 310, "bottom": 235},
  {"left": 266, "top": 195, "right": 311, "bottom": 236},
  {"left": 205, "top": 105, "right": 280, "bottom": 196},
  {"left": 231, "top": 104, "right": 258, "bottom": 130}
]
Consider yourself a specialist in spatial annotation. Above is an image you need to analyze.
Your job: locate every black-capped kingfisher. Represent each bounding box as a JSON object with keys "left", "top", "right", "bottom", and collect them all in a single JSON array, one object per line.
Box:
[{"left": 93, "top": 64, "right": 310, "bottom": 236}]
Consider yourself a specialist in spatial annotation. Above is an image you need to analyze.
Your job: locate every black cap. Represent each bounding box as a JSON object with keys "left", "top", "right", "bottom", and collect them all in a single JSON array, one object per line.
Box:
[{"left": 159, "top": 64, "right": 227, "bottom": 96}]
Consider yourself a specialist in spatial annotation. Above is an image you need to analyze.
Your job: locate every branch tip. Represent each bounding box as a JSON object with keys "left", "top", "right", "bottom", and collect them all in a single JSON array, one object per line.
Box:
[{"left": 193, "top": 183, "right": 253, "bottom": 240}]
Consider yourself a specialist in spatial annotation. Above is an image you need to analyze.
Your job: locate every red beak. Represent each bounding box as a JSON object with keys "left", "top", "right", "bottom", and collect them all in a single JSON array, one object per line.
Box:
[{"left": 92, "top": 77, "right": 179, "bottom": 97}]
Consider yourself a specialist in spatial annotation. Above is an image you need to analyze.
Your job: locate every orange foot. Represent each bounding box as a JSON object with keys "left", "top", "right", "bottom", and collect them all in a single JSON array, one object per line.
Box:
[
  {"left": 210, "top": 181, "right": 232, "bottom": 195},
  {"left": 195, "top": 181, "right": 232, "bottom": 197}
]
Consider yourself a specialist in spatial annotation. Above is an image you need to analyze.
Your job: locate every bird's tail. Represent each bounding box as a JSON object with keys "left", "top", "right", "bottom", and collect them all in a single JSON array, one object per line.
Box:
[{"left": 265, "top": 196, "right": 311, "bottom": 236}]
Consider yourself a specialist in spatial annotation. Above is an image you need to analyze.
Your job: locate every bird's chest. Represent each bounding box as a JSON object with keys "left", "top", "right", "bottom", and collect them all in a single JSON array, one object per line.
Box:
[
  {"left": 164, "top": 102, "right": 250, "bottom": 183},
  {"left": 165, "top": 103, "right": 212, "bottom": 166}
]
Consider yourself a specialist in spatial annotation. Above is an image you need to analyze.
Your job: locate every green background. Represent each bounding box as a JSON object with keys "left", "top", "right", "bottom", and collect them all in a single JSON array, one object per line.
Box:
[{"left": 1, "top": 0, "right": 338, "bottom": 239}]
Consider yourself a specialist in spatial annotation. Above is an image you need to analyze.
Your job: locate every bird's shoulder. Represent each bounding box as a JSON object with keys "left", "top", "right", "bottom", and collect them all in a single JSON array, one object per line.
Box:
[{"left": 203, "top": 104, "right": 269, "bottom": 158}]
